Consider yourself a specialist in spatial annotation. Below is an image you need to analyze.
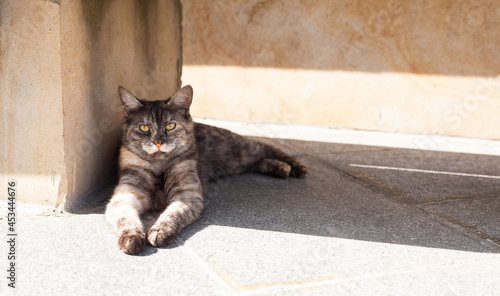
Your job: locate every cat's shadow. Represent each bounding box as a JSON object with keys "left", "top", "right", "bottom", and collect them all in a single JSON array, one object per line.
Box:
[
  {"left": 137, "top": 245, "right": 159, "bottom": 256},
  {"left": 174, "top": 168, "right": 500, "bottom": 254}
]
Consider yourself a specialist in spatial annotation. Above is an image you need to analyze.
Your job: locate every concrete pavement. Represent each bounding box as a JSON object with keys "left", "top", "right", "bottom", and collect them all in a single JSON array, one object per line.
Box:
[{"left": 1, "top": 121, "right": 500, "bottom": 295}]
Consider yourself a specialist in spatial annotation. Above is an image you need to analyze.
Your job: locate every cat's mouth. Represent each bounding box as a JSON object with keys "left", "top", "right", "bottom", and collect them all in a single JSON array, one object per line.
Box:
[{"left": 142, "top": 143, "right": 175, "bottom": 155}]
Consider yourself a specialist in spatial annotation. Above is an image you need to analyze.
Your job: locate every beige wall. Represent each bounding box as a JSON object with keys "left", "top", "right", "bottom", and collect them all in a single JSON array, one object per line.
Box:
[
  {"left": 182, "top": 0, "right": 500, "bottom": 140},
  {"left": 1, "top": 0, "right": 66, "bottom": 206},
  {"left": 1, "top": 0, "right": 182, "bottom": 208}
]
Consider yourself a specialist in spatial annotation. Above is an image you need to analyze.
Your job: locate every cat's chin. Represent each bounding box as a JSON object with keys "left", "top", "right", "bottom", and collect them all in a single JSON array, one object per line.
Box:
[
  {"left": 142, "top": 151, "right": 168, "bottom": 162},
  {"left": 146, "top": 149, "right": 166, "bottom": 156}
]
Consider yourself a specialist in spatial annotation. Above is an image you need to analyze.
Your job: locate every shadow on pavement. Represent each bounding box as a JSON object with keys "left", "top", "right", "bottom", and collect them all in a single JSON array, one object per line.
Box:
[{"left": 74, "top": 139, "right": 500, "bottom": 254}]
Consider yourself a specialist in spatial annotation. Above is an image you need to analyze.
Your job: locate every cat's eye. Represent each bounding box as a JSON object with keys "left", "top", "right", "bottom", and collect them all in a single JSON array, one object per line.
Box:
[
  {"left": 165, "top": 123, "right": 176, "bottom": 131},
  {"left": 139, "top": 125, "right": 150, "bottom": 132}
]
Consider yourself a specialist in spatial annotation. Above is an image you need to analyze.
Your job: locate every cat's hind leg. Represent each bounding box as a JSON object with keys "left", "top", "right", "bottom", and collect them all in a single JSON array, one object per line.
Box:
[
  {"left": 289, "top": 160, "right": 308, "bottom": 178},
  {"left": 254, "top": 158, "right": 291, "bottom": 178},
  {"left": 262, "top": 144, "right": 308, "bottom": 178}
]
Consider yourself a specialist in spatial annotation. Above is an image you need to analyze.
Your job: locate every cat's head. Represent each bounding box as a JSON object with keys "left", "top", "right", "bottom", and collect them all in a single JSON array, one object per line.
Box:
[{"left": 118, "top": 85, "right": 195, "bottom": 161}]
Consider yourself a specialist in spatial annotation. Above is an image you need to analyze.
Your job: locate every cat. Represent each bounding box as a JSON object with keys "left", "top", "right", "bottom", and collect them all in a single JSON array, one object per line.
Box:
[{"left": 105, "top": 85, "right": 307, "bottom": 255}]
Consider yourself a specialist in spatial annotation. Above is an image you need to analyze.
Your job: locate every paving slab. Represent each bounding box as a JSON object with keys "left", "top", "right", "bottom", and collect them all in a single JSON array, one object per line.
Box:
[
  {"left": 173, "top": 155, "right": 498, "bottom": 293},
  {"left": 0, "top": 204, "right": 229, "bottom": 296},
  {"left": 195, "top": 156, "right": 496, "bottom": 252},
  {"left": 304, "top": 148, "right": 500, "bottom": 203},
  {"left": 267, "top": 256, "right": 500, "bottom": 296},
  {"left": 182, "top": 225, "right": 499, "bottom": 295},
  {"left": 420, "top": 196, "right": 500, "bottom": 244}
]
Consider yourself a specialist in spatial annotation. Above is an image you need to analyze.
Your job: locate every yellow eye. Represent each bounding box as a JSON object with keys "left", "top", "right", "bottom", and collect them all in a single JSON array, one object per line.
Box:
[
  {"left": 139, "top": 125, "right": 150, "bottom": 132},
  {"left": 166, "top": 123, "right": 176, "bottom": 131}
]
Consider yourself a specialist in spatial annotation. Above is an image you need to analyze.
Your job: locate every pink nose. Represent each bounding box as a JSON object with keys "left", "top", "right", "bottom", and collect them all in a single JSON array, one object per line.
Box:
[{"left": 155, "top": 143, "right": 161, "bottom": 150}]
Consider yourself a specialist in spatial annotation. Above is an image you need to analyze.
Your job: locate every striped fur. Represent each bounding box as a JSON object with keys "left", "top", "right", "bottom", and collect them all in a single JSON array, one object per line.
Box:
[{"left": 106, "top": 85, "right": 307, "bottom": 254}]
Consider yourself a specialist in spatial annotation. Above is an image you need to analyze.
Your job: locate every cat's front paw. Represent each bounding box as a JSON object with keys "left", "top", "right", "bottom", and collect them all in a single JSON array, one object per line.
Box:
[
  {"left": 118, "top": 230, "right": 146, "bottom": 255},
  {"left": 147, "top": 224, "right": 178, "bottom": 247}
]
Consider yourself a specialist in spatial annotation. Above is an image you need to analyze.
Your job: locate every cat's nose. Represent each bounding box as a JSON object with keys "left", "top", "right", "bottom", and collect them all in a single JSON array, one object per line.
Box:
[{"left": 154, "top": 141, "right": 162, "bottom": 150}]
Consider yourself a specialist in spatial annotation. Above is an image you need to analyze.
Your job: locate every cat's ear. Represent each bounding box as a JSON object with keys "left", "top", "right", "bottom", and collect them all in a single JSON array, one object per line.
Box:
[
  {"left": 118, "top": 86, "right": 143, "bottom": 115},
  {"left": 166, "top": 85, "right": 193, "bottom": 109}
]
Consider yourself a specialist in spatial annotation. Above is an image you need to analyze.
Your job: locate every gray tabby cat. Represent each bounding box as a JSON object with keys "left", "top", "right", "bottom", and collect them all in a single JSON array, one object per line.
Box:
[{"left": 105, "top": 85, "right": 307, "bottom": 255}]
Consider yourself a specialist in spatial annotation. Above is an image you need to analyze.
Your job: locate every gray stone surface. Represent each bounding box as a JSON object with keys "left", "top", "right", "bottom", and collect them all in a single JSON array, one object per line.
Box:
[
  {"left": 421, "top": 197, "right": 500, "bottom": 243},
  {"left": 1, "top": 135, "right": 500, "bottom": 295},
  {"left": 1, "top": 210, "right": 230, "bottom": 296},
  {"left": 195, "top": 156, "right": 495, "bottom": 252},
  {"left": 269, "top": 257, "right": 500, "bottom": 296},
  {"left": 309, "top": 148, "right": 500, "bottom": 203}
]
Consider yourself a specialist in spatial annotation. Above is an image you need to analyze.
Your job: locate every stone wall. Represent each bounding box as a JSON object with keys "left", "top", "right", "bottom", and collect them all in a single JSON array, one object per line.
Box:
[
  {"left": 181, "top": 0, "right": 500, "bottom": 140},
  {"left": 1, "top": 0, "right": 66, "bottom": 206},
  {"left": 1, "top": 0, "right": 182, "bottom": 208}
]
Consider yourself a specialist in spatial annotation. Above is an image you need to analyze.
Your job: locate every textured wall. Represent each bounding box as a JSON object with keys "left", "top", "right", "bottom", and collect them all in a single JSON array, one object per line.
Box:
[
  {"left": 60, "top": 0, "right": 182, "bottom": 210},
  {"left": 1, "top": 0, "right": 182, "bottom": 208},
  {"left": 1, "top": 0, "right": 66, "bottom": 205},
  {"left": 182, "top": 0, "right": 500, "bottom": 140}
]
